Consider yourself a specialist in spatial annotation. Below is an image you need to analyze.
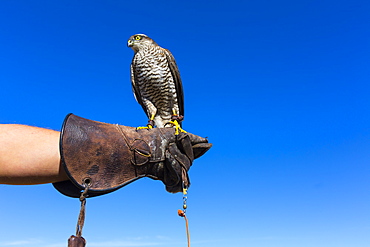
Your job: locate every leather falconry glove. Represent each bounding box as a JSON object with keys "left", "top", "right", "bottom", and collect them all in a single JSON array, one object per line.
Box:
[{"left": 53, "top": 114, "right": 212, "bottom": 198}]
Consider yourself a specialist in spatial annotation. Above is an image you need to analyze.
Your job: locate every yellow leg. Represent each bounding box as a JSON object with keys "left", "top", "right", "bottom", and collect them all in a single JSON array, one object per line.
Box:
[
  {"left": 136, "top": 114, "right": 155, "bottom": 130},
  {"left": 170, "top": 110, "right": 186, "bottom": 135}
]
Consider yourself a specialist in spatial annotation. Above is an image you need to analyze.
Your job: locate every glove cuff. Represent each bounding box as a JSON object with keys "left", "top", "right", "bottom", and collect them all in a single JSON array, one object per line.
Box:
[{"left": 53, "top": 114, "right": 152, "bottom": 198}]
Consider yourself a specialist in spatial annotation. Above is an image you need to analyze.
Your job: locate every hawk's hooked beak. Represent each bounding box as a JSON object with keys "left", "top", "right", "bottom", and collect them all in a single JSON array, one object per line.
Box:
[{"left": 127, "top": 39, "right": 134, "bottom": 47}]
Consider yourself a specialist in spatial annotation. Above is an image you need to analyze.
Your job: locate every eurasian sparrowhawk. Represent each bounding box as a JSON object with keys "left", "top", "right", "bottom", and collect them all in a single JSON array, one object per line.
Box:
[{"left": 128, "top": 34, "right": 185, "bottom": 133}]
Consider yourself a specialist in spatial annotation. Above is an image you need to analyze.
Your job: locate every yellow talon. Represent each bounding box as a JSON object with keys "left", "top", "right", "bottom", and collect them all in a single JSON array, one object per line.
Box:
[
  {"left": 136, "top": 124, "right": 153, "bottom": 130},
  {"left": 169, "top": 120, "right": 187, "bottom": 135},
  {"left": 136, "top": 114, "right": 155, "bottom": 130}
]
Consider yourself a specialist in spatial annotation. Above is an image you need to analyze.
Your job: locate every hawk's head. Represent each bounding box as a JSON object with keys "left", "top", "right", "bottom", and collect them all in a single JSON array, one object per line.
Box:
[{"left": 127, "top": 34, "right": 157, "bottom": 52}]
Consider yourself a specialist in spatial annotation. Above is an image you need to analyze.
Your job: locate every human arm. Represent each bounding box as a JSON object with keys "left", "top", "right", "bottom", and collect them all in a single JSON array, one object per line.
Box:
[{"left": 0, "top": 124, "right": 68, "bottom": 185}]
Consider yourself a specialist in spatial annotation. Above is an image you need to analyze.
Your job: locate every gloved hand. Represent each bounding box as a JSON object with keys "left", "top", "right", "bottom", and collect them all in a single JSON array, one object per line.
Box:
[{"left": 53, "top": 114, "right": 212, "bottom": 198}]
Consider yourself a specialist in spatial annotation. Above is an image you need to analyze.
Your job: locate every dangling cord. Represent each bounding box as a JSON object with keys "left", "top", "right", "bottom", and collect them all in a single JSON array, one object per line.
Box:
[
  {"left": 178, "top": 181, "right": 190, "bottom": 247},
  {"left": 76, "top": 181, "right": 90, "bottom": 237},
  {"left": 68, "top": 181, "right": 90, "bottom": 247}
]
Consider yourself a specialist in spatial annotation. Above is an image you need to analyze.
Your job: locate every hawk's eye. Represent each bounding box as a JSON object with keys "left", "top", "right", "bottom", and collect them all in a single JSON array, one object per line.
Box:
[{"left": 135, "top": 36, "right": 141, "bottom": 40}]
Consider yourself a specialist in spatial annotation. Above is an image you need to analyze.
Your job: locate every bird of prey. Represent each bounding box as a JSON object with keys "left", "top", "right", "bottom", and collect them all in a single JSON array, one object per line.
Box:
[{"left": 127, "top": 34, "right": 185, "bottom": 134}]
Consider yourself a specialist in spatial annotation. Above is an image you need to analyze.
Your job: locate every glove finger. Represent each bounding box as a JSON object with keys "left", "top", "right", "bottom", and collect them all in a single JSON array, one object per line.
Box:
[
  {"left": 186, "top": 132, "right": 209, "bottom": 145},
  {"left": 164, "top": 166, "right": 189, "bottom": 193},
  {"left": 167, "top": 143, "right": 191, "bottom": 189},
  {"left": 185, "top": 132, "right": 212, "bottom": 159},
  {"left": 163, "top": 149, "right": 181, "bottom": 189},
  {"left": 176, "top": 132, "right": 194, "bottom": 161},
  {"left": 193, "top": 142, "right": 212, "bottom": 159},
  {"left": 168, "top": 142, "right": 192, "bottom": 171}
]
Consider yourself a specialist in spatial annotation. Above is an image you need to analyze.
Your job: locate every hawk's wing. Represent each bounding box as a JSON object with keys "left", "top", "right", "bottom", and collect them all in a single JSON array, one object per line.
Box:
[
  {"left": 130, "top": 63, "right": 150, "bottom": 119},
  {"left": 163, "top": 48, "right": 184, "bottom": 118}
]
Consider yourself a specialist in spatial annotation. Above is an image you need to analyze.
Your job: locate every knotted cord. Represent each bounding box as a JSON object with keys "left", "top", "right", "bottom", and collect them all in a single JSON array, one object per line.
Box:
[
  {"left": 68, "top": 181, "right": 90, "bottom": 247},
  {"left": 76, "top": 181, "right": 90, "bottom": 237},
  {"left": 178, "top": 182, "right": 191, "bottom": 247}
]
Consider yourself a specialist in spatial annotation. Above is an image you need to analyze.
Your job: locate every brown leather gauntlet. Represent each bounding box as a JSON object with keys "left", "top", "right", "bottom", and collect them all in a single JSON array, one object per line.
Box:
[{"left": 53, "top": 114, "right": 212, "bottom": 198}]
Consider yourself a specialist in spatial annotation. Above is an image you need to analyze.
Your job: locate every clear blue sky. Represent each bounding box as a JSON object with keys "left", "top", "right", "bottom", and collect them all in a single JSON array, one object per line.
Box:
[{"left": 1, "top": 0, "right": 369, "bottom": 246}]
